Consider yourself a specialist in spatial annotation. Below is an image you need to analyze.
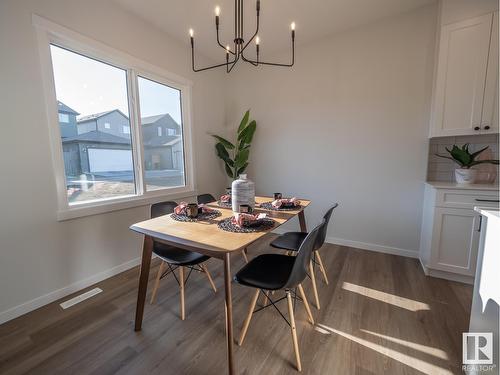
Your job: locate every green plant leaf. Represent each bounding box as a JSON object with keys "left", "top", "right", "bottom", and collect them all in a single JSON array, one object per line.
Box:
[
  {"left": 237, "top": 110, "right": 250, "bottom": 134},
  {"left": 215, "top": 142, "right": 234, "bottom": 167},
  {"left": 235, "top": 148, "right": 249, "bottom": 168},
  {"left": 470, "top": 146, "right": 489, "bottom": 160},
  {"left": 448, "top": 145, "right": 471, "bottom": 167},
  {"left": 224, "top": 162, "right": 235, "bottom": 178},
  {"left": 237, "top": 162, "right": 249, "bottom": 175},
  {"left": 212, "top": 135, "right": 235, "bottom": 150},
  {"left": 238, "top": 120, "right": 256, "bottom": 143},
  {"left": 469, "top": 159, "right": 500, "bottom": 167}
]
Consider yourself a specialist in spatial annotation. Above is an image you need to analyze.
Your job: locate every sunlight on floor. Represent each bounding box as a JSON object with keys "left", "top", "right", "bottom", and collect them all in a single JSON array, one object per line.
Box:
[
  {"left": 361, "top": 329, "right": 449, "bottom": 360},
  {"left": 342, "top": 282, "right": 431, "bottom": 311},
  {"left": 315, "top": 324, "right": 453, "bottom": 375}
]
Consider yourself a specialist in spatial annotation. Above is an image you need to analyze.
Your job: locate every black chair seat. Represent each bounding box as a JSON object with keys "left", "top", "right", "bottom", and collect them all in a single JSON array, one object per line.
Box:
[
  {"left": 270, "top": 232, "right": 307, "bottom": 252},
  {"left": 153, "top": 242, "right": 210, "bottom": 266},
  {"left": 234, "top": 254, "right": 296, "bottom": 290}
]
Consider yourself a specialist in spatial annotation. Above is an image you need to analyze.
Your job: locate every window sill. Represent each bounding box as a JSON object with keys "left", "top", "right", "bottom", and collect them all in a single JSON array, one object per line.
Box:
[{"left": 57, "top": 187, "right": 197, "bottom": 221}]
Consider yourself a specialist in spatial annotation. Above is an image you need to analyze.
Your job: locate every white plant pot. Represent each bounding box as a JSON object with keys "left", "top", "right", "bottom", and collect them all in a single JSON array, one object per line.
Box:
[{"left": 455, "top": 168, "right": 477, "bottom": 184}]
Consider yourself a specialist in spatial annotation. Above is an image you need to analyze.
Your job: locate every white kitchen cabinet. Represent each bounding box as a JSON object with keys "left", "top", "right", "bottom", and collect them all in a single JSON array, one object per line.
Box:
[
  {"left": 419, "top": 182, "right": 499, "bottom": 284},
  {"left": 430, "top": 12, "right": 499, "bottom": 137},
  {"left": 429, "top": 207, "right": 481, "bottom": 276}
]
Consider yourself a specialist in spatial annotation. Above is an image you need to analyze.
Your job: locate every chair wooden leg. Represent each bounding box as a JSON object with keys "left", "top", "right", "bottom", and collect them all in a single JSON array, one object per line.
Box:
[
  {"left": 238, "top": 289, "right": 260, "bottom": 346},
  {"left": 298, "top": 284, "right": 314, "bottom": 325},
  {"left": 201, "top": 264, "right": 217, "bottom": 293},
  {"left": 286, "top": 291, "right": 302, "bottom": 372},
  {"left": 241, "top": 248, "right": 249, "bottom": 263},
  {"left": 309, "top": 260, "right": 320, "bottom": 310},
  {"left": 150, "top": 261, "right": 165, "bottom": 305},
  {"left": 179, "top": 266, "right": 185, "bottom": 320},
  {"left": 316, "top": 252, "right": 329, "bottom": 285},
  {"left": 260, "top": 290, "right": 270, "bottom": 306}
]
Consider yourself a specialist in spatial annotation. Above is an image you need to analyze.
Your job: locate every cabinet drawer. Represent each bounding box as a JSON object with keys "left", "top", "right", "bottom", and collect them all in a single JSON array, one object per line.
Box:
[{"left": 436, "top": 189, "right": 499, "bottom": 209}]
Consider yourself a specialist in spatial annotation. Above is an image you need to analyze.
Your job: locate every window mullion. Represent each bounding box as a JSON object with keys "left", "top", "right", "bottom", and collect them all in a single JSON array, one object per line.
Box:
[{"left": 128, "top": 69, "right": 146, "bottom": 197}]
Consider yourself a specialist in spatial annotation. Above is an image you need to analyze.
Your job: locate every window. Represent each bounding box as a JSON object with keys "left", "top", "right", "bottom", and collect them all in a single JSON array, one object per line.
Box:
[
  {"left": 50, "top": 45, "right": 135, "bottom": 204},
  {"left": 35, "top": 15, "right": 194, "bottom": 219},
  {"left": 167, "top": 128, "right": 176, "bottom": 136},
  {"left": 59, "top": 113, "right": 69, "bottom": 123},
  {"left": 138, "top": 76, "right": 185, "bottom": 190}
]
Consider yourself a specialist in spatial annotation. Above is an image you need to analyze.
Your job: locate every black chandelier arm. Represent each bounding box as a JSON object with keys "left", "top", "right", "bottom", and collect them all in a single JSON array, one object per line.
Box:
[
  {"left": 240, "top": 0, "right": 260, "bottom": 54},
  {"left": 227, "top": 51, "right": 240, "bottom": 73},
  {"left": 191, "top": 46, "right": 237, "bottom": 72},
  {"left": 216, "top": 26, "right": 236, "bottom": 56},
  {"left": 242, "top": 38, "right": 295, "bottom": 67},
  {"left": 240, "top": 51, "right": 258, "bottom": 66}
]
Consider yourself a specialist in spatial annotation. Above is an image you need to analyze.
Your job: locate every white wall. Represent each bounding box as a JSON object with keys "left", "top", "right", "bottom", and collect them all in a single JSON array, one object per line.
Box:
[
  {"left": 0, "top": 0, "right": 227, "bottom": 323},
  {"left": 225, "top": 4, "right": 438, "bottom": 257},
  {"left": 440, "top": 0, "right": 498, "bottom": 25}
]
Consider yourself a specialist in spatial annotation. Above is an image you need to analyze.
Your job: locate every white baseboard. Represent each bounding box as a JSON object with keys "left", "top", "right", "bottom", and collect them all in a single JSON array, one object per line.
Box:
[
  {"left": 0, "top": 256, "right": 141, "bottom": 325},
  {"left": 418, "top": 259, "right": 474, "bottom": 285},
  {"left": 326, "top": 236, "right": 419, "bottom": 259},
  {"left": 272, "top": 228, "right": 418, "bottom": 259}
]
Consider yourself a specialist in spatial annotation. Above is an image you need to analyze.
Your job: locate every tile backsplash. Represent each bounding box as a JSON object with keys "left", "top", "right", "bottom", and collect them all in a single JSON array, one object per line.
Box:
[{"left": 427, "top": 134, "right": 499, "bottom": 183}]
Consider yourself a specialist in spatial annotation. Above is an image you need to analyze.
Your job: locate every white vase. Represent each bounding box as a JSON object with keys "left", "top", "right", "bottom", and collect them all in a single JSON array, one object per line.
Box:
[
  {"left": 455, "top": 168, "right": 477, "bottom": 184},
  {"left": 231, "top": 174, "right": 255, "bottom": 212}
]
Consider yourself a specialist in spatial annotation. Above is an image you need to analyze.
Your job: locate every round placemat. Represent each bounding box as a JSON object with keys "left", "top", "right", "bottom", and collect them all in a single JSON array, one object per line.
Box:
[
  {"left": 171, "top": 210, "right": 221, "bottom": 222},
  {"left": 260, "top": 201, "right": 302, "bottom": 211},
  {"left": 217, "top": 201, "right": 232, "bottom": 208},
  {"left": 217, "top": 217, "right": 276, "bottom": 233}
]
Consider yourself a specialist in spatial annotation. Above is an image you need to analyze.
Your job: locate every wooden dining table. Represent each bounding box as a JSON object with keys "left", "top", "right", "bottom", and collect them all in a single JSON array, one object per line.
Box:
[{"left": 130, "top": 196, "right": 310, "bottom": 375}]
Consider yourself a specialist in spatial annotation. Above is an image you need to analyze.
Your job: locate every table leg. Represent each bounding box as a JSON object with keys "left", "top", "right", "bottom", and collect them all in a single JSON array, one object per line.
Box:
[
  {"left": 223, "top": 253, "right": 235, "bottom": 375},
  {"left": 298, "top": 210, "right": 308, "bottom": 232},
  {"left": 134, "top": 235, "right": 153, "bottom": 331}
]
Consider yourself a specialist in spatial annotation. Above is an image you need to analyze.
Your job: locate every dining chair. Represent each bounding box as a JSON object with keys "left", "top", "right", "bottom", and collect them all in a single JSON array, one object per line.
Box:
[
  {"left": 270, "top": 204, "right": 338, "bottom": 310},
  {"left": 149, "top": 201, "right": 217, "bottom": 320},
  {"left": 235, "top": 221, "right": 323, "bottom": 372},
  {"left": 197, "top": 193, "right": 250, "bottom": 263}
]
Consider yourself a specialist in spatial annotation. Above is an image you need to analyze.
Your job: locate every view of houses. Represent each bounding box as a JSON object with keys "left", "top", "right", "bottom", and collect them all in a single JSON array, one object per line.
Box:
[{"left": 58, "top": 101, "right": 185, "bottom": 202}]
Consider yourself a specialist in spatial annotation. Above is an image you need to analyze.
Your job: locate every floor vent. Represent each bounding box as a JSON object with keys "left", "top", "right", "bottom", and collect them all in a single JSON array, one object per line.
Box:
[{"left": 59, "top": 288, "right": 103, "bottom": 309}]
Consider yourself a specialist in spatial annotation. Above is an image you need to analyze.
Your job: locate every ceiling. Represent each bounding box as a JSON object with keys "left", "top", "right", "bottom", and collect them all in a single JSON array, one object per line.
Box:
[{"left": 113, "top": 0, "right": 435, "bottom": 61}]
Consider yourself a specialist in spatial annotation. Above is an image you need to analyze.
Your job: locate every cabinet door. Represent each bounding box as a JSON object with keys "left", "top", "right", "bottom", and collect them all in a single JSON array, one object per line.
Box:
[
  {"left": 429, "top": 208, "right": 481, "bottom": 276},
  {"left": 481, "top": 11, "right": 499, "bottom": 134},
  {"left": 431, "top": 13, "right": 493, "bottom": 137}
]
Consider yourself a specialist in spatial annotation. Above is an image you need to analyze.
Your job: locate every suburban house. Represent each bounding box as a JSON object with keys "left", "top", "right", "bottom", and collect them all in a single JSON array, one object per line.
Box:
[{"left": 58, "top": 102, "right": 183, "bottom": 177}]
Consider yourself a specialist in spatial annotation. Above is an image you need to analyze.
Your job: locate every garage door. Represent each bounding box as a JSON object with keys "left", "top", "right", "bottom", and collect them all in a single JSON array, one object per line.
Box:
[{"left": 88, "top": 148, "right": 133, "bottom": 172}]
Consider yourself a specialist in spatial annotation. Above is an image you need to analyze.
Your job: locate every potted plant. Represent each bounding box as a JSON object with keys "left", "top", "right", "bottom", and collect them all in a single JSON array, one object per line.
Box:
[
  {"left": 435, "top": 144, "right": 499, "bottom": 184},
  {"left": 211, "top": 110, "right": 256, "bottom": 180}
]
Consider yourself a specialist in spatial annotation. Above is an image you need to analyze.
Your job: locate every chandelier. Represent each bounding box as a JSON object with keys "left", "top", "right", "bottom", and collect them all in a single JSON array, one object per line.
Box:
[{"left": 189, "top": 0, "right": 296, "bottom": 73}]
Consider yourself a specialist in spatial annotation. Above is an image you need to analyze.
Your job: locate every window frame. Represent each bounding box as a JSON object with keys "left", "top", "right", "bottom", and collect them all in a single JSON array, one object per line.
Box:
[{"left": 33, "top": 15, "right": 196, "bottom": 221}]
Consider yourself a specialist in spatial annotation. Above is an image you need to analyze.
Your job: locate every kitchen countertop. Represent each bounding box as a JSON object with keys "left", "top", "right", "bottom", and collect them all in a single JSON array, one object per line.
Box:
[{"left": 426, "top": 181, "right": 499, "bottom": 191}]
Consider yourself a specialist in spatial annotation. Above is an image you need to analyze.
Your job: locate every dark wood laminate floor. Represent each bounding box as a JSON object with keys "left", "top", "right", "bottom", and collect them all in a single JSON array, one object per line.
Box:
[{"left": 0, "top": 236, "right": 472, "bottom": 375}]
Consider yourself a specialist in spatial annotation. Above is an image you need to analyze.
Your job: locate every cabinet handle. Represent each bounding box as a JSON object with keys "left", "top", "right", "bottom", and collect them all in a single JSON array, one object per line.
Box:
[
  {"left": 484, "top": 125, "right": 490, "bottom": 130},
  {"left": 475, "top": 199, "right": 499, "bottom": 203},
  {"left": 474, "top": 126, "right": 480, "bottom": 131}
]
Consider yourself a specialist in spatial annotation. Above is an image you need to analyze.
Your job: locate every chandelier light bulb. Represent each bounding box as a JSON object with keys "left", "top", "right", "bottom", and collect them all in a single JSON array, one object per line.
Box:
[
  {"left": 291, "top": 22, "right": 296, "bottom": 31},
  {"left": 215, "top": 6, "right": 220, "bottom": 16},
  {"left": 226, "top": 45, "right": 231, "bottom": 52},
  {"left": 189, "top": 28, "right": 194, "bottom": 37},
  {"left": 255, "top": 36, "right": 260, "bottom": 45}
]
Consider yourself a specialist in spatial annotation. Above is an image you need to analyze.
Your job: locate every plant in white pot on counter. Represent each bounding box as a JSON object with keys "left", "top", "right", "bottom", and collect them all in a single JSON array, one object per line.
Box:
[{"left": 435, "top": 144, "right": 499, "bottom": 184}]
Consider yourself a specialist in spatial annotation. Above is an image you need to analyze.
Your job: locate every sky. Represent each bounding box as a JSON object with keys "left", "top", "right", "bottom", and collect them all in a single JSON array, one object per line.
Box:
[{"left": 50, "top": 45, "right": 182, "bottom": 124}]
